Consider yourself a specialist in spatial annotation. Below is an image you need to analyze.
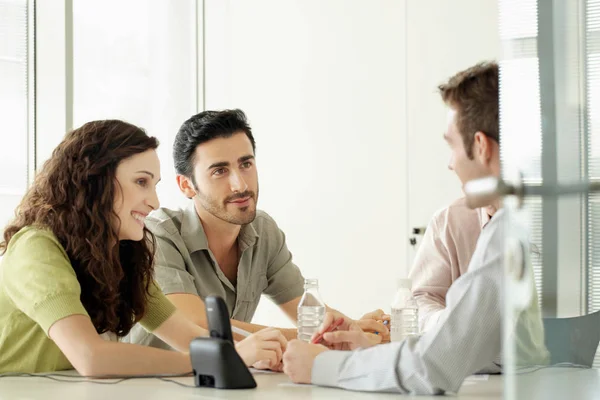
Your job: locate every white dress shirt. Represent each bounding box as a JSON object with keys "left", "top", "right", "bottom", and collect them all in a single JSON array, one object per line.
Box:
[{"left": 311, "top": 209, "right": 549, "bottom": 395}]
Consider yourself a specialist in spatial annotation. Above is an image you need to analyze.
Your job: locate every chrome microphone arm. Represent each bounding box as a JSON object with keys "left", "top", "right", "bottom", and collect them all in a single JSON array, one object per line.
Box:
[{"left": 464, "top": 175, "right": 600, "bottom": 208}]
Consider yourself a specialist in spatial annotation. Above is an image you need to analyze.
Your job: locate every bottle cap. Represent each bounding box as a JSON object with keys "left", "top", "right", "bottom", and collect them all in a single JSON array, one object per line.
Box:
[
  {"left": 397, "top": 278, "right": 412, "bottom": 290},
  {"left": 304, "top": 278, "right": 319, "bottom": 287}
]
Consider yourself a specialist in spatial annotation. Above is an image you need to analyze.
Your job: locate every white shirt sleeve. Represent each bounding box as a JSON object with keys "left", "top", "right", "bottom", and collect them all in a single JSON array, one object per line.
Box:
[
  {"left": 312, "top": 266, "right": 503, "bottom": 394},
  {"left": 311, "top": 211, "right": 509, "bottom": 394}
]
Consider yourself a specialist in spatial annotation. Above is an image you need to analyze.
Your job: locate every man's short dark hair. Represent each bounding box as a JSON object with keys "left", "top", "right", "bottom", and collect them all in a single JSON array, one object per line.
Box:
[{"left": 173, "top": 109, "right": 256, "bottom": 179}]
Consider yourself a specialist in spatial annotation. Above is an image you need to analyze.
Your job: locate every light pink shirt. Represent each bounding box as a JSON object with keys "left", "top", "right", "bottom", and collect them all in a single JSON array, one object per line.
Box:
[{"left": 409, "top": 197, "right": 490, "bottom": 332}]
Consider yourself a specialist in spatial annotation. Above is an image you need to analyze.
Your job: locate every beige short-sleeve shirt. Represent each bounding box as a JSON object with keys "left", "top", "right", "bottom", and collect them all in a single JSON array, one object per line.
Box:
[
  {"left": 125, "top": 203, "right": 305, "bottom": 348},
  {"left": 409, "top": 197, "right": 490, "bottom": 332}
]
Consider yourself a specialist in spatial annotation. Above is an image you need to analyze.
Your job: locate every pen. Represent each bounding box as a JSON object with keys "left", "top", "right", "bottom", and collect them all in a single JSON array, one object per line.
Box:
[
  {"left": 232, "top": 326, "right": 252, "bottom": 338},
  {"left": 312, "top": 318, "right": 344, "bottom": 344},
  {"left": 375, "top": 319, "right": 389, "bottom": 335}
]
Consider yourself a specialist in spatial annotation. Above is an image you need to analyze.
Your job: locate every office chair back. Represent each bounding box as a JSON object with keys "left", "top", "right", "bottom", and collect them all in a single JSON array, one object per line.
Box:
[{"left": 542, "top": 310, "right": 600, "bottom": 367}]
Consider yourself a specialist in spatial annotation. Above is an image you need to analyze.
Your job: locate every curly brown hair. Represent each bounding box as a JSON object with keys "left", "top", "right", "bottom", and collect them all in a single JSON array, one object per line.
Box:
[
  {"left": 438, "top": 61, "right": 499, "bottom": 159},
  {"left": 0, "top": 120, "right": 159, "bottom": 336}
]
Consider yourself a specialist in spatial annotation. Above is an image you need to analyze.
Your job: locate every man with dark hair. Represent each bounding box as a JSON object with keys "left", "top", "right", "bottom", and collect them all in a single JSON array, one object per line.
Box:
[
  {"left": 127, "top": 109, "right": 387, "bottom": 351},
  {"left": 281, "top": 62, "right": 549, "bottom": 394}
]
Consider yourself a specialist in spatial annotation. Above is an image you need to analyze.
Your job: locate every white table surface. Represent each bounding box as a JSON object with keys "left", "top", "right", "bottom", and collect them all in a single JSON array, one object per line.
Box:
[
  {"left": 510, "top": 367, "right": 600, "bottom": 399},
  {"left": 0, "top": 367, "right": 597, "bottom": 399},
  {"left": 0, "top": 370, "right": 499, "bottom": 400}
]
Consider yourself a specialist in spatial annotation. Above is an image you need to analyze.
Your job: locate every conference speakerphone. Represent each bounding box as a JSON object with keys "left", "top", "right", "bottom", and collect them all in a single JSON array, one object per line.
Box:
[{"left": 190, "top": 295, "right": 257, "bottom": 389}]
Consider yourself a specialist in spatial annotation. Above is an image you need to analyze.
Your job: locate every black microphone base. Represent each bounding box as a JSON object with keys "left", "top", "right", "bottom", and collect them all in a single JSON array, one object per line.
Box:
[{"left": 190, "top": 337, "right": 257, "bottom": 389}]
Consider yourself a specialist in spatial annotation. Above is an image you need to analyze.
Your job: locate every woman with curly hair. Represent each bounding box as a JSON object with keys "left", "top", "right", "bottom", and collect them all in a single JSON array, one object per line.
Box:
[{"left": 0, "top": 120, "right": 286, "bottom": 375}]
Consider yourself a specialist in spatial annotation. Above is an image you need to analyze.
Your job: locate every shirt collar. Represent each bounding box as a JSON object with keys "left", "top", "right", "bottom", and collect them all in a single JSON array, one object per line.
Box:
[
  {"left": 180, "top": 201, "right": 260, "bottom": 254},
  {"left": 181, "top": 202, "right": 209, "bottom": 253},
  {"left": 479, "top": 206, "right": 493, "bottom": 229},
  {"left": 239, "top": 220, "right": 259, "bottom": 251}
]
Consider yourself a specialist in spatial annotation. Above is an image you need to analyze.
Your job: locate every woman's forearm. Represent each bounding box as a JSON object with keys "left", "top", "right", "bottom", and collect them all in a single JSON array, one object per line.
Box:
[{"left": 80, "top": 341, "right": 192, "bottom": 377}]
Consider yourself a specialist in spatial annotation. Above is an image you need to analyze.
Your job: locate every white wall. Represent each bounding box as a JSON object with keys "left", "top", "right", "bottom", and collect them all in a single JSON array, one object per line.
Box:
[
  {"left": 204, "top": 0, "right": 408, "bottom": 326},
  {"left": 203, "top": 0, "right": 500, "bottom": 328}
]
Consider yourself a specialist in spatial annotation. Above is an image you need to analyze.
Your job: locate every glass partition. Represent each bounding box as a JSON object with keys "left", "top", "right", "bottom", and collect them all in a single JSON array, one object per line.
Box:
[{"left": 499, "top": 0, "right": 600, "bottom": 398}]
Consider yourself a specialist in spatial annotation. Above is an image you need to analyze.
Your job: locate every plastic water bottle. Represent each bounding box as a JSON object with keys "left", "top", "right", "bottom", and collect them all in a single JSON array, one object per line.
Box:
[
  {"left": 297, "top": 278, "right": 326, "bottom": 342},
  {"left": 390, "top": 278, "right": 419, "bottom": 342}
]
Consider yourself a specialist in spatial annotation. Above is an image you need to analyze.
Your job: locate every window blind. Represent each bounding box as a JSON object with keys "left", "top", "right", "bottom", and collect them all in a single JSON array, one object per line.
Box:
[
  {"left": 498, "top": 0, "right": 544, "bottom": 308},
  {"left": 0, "top": 0, "right": 29, "bottom": 231},
  {"left": 586, "top": 0, "right": 600, "bottom": 370}
]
